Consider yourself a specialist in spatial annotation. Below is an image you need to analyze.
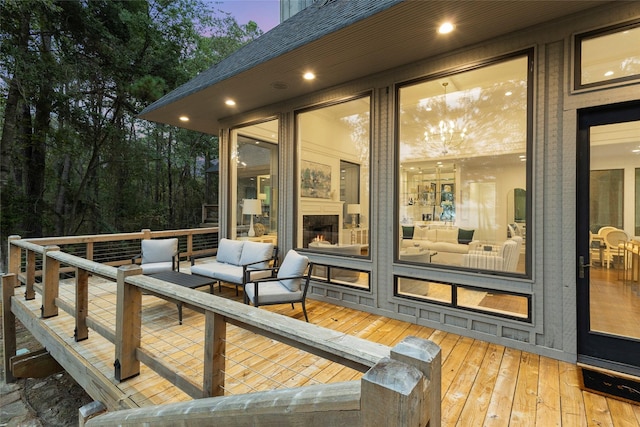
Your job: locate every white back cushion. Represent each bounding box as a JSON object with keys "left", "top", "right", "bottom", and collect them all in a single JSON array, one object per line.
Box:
[
  {"left": 216, "top": 238, "right": 244, "bottom": 265},
  {"left": 437, "top": 228, "right": 458, "bottom": 244},
  {"left": 240, "top": 241, "right": 274, "bottom": 268},
  {"left": 413, "top": 226, "right": 429, "bottom": 240},
  {"left": 277, "top": 250, "right": 309, "bottom": 292},
  {"left": 141, "top": 238, "right": 177, "bottom": 264},
  {"left": 424, "top": 229, "right": 438, "bottom": 241}
]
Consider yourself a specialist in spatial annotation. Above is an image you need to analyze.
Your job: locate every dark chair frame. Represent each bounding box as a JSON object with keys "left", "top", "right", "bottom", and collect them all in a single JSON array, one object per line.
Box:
[{"left": 243, "top": 262, "right": 314, "bottom": 322}]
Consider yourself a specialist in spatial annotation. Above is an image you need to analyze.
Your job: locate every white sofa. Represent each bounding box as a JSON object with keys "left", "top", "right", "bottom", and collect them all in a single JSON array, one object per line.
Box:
[
  {"left": 190, "top": 238, "right": 277, "bottom": 294},
  {"left": 401, "top": 224, "right": 479, "bottom": 265}
]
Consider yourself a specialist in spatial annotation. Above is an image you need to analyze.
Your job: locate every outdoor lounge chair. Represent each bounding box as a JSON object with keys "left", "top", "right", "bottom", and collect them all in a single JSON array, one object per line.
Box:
[
  {"left": 132, "top": 238, "right": 179, "bottom": 274},
  {"left": 244, "top": 249, "right": 313, "bottom": 322}
]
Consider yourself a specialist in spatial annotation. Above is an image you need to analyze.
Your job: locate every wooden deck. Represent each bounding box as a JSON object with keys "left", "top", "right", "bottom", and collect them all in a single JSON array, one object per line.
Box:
[{"left": 6, "top": 267, "right": 640, "bottom": 426}]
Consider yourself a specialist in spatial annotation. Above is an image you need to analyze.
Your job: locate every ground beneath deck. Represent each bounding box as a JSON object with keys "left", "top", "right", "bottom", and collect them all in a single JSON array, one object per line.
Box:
[{"left": 1, "top": 303, "right": 91, "bottom": 427}]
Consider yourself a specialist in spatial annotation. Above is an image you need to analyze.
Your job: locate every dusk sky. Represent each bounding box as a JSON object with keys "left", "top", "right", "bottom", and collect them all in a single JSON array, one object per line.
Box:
[{"left": 215, "top": 0, "right": 281, "bottom": 33}]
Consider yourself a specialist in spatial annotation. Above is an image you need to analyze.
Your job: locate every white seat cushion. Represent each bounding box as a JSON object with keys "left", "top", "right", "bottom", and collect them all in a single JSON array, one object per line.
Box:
[
  {"left": 141, "top": 262, "right": 174, "bottom": 274},
  {"left": 191, "top": 261, "right": 271, "bottom": 283},
  {"left": 245, "top": 280, "right": 304, "bottom": 304}
]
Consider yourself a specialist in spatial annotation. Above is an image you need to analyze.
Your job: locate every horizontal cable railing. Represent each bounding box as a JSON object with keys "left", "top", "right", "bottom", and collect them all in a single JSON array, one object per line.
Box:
[
  {"left": 3, "top": 232, "right": 441, "bottom": 426},
  {"left": 8, "top": 228, "right": 219, "bottom": 280}
]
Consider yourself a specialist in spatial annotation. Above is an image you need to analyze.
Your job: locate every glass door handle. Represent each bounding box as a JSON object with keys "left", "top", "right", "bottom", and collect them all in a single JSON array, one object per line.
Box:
[{"left": 579, "top": 255, "right": 591, "bottom": 279}]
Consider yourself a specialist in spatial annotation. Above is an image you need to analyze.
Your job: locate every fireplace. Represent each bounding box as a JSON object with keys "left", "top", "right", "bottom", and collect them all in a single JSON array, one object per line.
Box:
[{"left": 302, "top": 215, "right": 339, "bottom": 248}]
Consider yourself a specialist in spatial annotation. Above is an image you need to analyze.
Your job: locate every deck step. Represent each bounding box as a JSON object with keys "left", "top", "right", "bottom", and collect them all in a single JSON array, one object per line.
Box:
[{"left": 578, "top": 363, "right": 640, "bottom": 404}]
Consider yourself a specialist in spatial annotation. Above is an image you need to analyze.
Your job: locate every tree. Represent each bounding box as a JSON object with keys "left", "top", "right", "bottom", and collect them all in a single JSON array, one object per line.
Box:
[{"left": 0, "top": 0, "right": 263, "bottom": 270}]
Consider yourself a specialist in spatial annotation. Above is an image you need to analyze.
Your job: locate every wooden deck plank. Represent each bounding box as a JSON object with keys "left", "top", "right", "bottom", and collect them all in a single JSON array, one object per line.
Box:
[
  {"left": 510, "top": 351, "right": 540, "bottom": 426},
  {"left": 607, "top": 397, "right": 640, "bottom": 427},
  {"left": 559, "top": 361, "right": 587, "bottom": 426},
  {"left": 583, "top": 392, "right": 614, "bottom": 426},
  {"left": 440, "top": 336, "right": 474, "bottom": 397},
  {"left": 442, "top": 339, "right": 489, "bottom": 425},
  {"left": 456, "top": 343, "right": 505, "bottom": 426},
  {"left": 536, "top": 354, "right": 561, "bottom": 426},
  {"left": 485, "top": 347, "right": 521, "bottom": 426}
]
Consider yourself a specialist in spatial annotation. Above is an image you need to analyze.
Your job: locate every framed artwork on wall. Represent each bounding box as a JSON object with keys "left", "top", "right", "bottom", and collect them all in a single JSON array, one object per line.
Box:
[{"left": 301, "top": 160, "right": 332, "bottom": 198}]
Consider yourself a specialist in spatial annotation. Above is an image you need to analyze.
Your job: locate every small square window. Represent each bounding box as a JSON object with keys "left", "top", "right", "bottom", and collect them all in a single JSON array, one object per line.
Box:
[{"left": 575, "top": 22, "right": 640, "bottom": 90}]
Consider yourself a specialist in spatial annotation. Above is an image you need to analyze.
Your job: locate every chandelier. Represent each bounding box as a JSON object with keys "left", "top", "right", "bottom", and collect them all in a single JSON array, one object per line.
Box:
[{"left": 424, "top": 82, "right": 467, "bottom": 156}]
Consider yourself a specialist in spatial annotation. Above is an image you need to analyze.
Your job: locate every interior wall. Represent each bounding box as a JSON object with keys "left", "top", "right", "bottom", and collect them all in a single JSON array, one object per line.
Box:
[
  {"left": 591, "top": 155, "right": 639, "bottom": 238},
  {"left": 299, "top": 110, "right": 369, "bottom": 221}
]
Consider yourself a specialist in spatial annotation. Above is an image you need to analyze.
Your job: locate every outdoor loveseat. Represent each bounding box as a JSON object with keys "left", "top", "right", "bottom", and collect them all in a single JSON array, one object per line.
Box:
[{"left": 190, "top": 238, "right": 278, "bottom": 294}]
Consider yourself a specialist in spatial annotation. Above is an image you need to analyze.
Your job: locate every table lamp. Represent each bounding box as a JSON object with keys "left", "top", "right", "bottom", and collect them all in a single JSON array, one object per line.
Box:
[
  {"left": 243, "top": 199, "right": 262, "bottom": 237},
  {"left": 347, "top": 204, "right": 361, "bottom": 228}
]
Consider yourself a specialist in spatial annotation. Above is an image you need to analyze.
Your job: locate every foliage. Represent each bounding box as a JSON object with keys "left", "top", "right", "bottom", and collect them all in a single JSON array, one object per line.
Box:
[{"left": 0, "top": 0, "right": 263, "bottom": 269}]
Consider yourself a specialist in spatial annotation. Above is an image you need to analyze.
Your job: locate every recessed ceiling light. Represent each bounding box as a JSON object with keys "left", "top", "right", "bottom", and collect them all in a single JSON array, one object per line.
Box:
[
  {"left": 179, "top": 116, "right": 189, "bottom": 122},
  {"left": 505, "top": 91, "right": 513, "bottom": 96},
  {"left": 303, "top": 71, "right": 316, "bottom": 80},
  {"left": 438, "top": 22, "right": 455, "bottom": 34},
  {"left": 604, "top": 70, "right": 614, "bottom": 77},
  {"left": 225, "top": 99, "right": 236, "bottom": 106},
  {"left": 270, "top": 81, "right": 288, "bottom": 90}
]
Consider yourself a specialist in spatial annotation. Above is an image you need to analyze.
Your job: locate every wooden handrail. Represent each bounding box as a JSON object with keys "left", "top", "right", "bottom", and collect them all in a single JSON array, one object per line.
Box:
[
  {"left": 4, "top": 233, "right": 441, "bottom": 426},
  {"left": 8, "top": 228, "right": 220, "bottom": 282},
  {"left": 86, "top": 336, "right": 441, "bottom": 427}
]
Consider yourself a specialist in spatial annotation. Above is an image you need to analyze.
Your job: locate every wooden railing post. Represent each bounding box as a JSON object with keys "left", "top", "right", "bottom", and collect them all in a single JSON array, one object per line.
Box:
[
  {"left": 86, "top": 241, "right": 94, "bottom": 261},
  {"left": 203, "top": 311, "right": 227, "bottom": 397},
  {"left": 8, "top": 235, "right": 21, "bottom": 278},
  {"left": 361, "top": 357, "right": 426, "bottom": 427},
  {"left": 114, "top": 264, "right": 143, "bottom": 381},
  {"left": 186, "top": 233, "right": 193, "bottom": 260},
  {"left": 390, "top": 336, "right": 442, "bottom": 427},
  {"left": 41, "top": 245, "right": 61, "bottom": 318},
  {"left": 2, "top": 274, "right": 18, "bottom": 383},
  {"left": 141, "top": 229, "right": 151, "bottom": 240},
  {"left": 25, "top": 249, "right": 36, "bottom": 299},
  {"left": 75, "top": 267, "right": 89, "bottom": 341}
]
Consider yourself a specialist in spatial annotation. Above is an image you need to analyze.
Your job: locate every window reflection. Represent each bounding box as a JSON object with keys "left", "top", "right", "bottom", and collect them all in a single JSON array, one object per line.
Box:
[
  {"left": 297, "top": 97, "right": 371, "bottom": 256},
  {"left": 231, "top": 120, "right": 279, "bottom": 241},
  {"left": 396, "top": 277, "right": 530, "bottom": 320},
  {"left": 578, "top": 24, "right": 640, "bottom": 88},
  {"left": 397, "top": 54, "right": 531, "bottom": 275}
]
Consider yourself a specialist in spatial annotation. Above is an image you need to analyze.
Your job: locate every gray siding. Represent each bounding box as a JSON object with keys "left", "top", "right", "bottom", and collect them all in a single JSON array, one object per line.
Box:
[{"left": 218, "top": 2, "right": 640, "bottom": 363}]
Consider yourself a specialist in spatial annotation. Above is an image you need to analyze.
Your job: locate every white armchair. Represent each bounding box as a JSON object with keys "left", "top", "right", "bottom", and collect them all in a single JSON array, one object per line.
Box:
[
  {"left": 133, "top": 238, "right": 179, "bottom": 274},
  {"left": 462, "top": 236, "right": 522, "bottom": 272},
  {"left": 244, "top": 250, "right": 312, "bottom": 321},
  {"left": 602, "top": 229, "right": 630, "bottom": 269}
]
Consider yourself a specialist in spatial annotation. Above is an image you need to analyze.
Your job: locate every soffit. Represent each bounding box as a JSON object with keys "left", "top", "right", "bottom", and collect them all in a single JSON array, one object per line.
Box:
[{"left": 139, "top": 0, "right": 612, "bottom": 134}]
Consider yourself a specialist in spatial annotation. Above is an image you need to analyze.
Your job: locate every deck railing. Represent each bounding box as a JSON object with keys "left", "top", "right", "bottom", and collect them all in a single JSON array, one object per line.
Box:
[
  {"left": 3, "top": 232, "right": 441, "bottom": 426},
  {"left": 6, "top": 227, "right": 220, "bottom": 279}
]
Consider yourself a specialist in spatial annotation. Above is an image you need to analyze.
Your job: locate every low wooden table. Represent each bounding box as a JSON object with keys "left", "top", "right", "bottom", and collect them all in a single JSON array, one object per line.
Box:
[{"left": 148, "top": 271, "right": 216, "bottom": 324}]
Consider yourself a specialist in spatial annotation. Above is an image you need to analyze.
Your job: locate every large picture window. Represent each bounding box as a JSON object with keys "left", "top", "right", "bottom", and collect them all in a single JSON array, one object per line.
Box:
[
  {"left": 296, "top": 96, "right": 371, "bottom": 285},
  {"left": 397, "top": 52, "right": 532, "bottom": 277},
  {"left": 230, "top": 120, "right": 279, "bottom": 243}
]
